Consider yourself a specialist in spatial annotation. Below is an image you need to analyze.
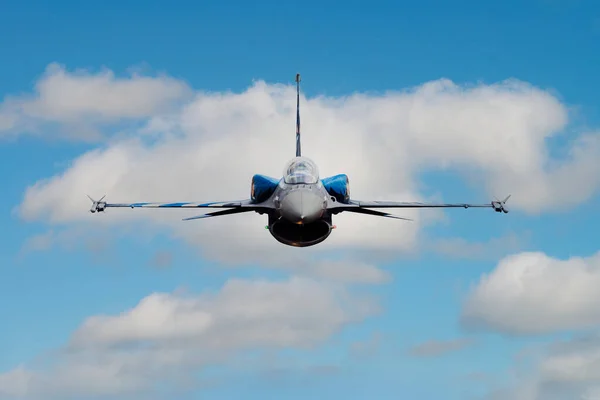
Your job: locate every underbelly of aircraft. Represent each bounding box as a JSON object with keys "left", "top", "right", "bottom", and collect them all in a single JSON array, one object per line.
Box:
[{"left": 268, "top": 216, "right": 333, "bottom": 247}]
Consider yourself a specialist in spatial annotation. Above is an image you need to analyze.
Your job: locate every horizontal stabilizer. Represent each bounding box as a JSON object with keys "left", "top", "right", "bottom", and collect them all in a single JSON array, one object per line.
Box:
[
  {"left": 182, "top": 208, "right": 255, "bottom": 221},
  {"left": 341, "top": 207, "right": 413, "bottom": 221}
]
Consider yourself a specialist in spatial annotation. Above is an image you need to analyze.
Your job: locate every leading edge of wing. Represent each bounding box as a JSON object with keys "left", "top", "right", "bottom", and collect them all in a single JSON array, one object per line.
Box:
[
  {"left": 104, "top": 199, "right": 255, "bottom": 209},
  {"left": 350, "top": 200, "right": 492, "bottom": 209},
  {"left": 182, "top": 208, "right": 257, "bottom": 221},
  {"left": 338, "top": 207, "right": 413, "bottom": 221},
  {"left": 88, "top": 195, "right": 279, "bottom": 214}
]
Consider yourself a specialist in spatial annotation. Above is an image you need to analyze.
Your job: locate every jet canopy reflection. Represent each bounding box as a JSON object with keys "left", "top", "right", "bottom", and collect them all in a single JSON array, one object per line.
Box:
[{"left": 283, "top": 157, "right": 319, "bottom": 184}]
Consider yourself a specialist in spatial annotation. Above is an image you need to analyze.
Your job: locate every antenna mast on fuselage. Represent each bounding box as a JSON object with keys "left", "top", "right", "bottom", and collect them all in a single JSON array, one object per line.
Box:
[{"left": 295, "top": 73, "right": 301, "bottom": 157}]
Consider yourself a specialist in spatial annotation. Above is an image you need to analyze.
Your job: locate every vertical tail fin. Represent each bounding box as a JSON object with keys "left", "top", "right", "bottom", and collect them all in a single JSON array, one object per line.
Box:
[{"left": 295, "top": 73, "right": 301, "bottom": 157}]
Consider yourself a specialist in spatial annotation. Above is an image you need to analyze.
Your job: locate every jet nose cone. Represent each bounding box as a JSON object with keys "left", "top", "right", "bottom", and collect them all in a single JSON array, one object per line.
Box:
[{"left": 280, "top": 189, "right": 324, "bottom": 224}]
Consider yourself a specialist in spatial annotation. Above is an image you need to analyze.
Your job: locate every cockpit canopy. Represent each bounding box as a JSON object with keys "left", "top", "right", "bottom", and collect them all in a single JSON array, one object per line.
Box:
[{"left": 283, "top": 157, "right": 319, "bottom": 184}]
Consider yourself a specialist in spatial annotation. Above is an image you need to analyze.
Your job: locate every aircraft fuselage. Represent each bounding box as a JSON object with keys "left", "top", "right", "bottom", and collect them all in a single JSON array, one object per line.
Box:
[
  {"left": 251, "top": 156, "right": 348, "bottom": 247},
  {"left": 275, "top": 182, "right": 327, "bottom": 224}
]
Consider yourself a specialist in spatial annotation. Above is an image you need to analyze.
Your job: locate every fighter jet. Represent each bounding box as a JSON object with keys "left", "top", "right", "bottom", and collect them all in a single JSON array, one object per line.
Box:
[{"left": 89, "top": 74, "right": 510, "bottom": 247}]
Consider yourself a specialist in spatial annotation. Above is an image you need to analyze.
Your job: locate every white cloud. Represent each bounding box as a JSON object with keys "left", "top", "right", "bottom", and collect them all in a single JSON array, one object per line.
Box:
[
  {"left": 462, "top": 251, "right": 600, "bottom": 334},
  {"left": 10, "top": 64, "right": 600, "bottom": 266},
  {"left": 486, "top": 335, "right": 600, "bottom": 400},
  {"left": 0, "top": 276, "right": 379, "bottom": 399},
  {"left": 0, "top": 63, "right": 191, "bottom": 139},
  {"left": 70, "top": 276, "right": 376, "bottom": 350}
]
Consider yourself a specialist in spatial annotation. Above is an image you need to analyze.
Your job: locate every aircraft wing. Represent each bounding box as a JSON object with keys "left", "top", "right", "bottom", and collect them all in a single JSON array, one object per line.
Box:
[
  {"left": 88, "top": 196, "right": 272, "bottom": 220},
  {"left": 328, "top": 195, "right": 510, "bottom": 217}
]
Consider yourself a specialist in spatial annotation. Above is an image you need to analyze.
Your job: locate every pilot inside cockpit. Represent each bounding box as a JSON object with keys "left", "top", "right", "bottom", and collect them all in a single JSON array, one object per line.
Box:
[{"left": 283, "top": 157, "right": 319, "bottom": 184}]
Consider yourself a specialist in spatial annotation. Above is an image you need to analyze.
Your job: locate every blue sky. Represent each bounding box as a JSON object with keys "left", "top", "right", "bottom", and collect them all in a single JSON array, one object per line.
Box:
[{"left": 1, "top": 1, "right": 600, "bottom": 399}]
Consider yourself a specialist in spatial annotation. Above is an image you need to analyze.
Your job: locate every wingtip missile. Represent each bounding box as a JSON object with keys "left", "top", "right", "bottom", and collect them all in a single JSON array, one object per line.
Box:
[
  {"left": 87, "top": 194, "right": 107, "bottom": 213},
  {"left": 491, "top": 194, "right": 511, "bottom": 213}
]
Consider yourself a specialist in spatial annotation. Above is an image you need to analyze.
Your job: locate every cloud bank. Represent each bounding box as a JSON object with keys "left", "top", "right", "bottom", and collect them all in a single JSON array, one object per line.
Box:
[
  {"left": 7, "top": 63, "right": 600, "bottom": 268},
  {"left": 0, "top": 63, "right": 191, "bottom": 140},
  {"left": 487, "top": 335, "right": 600, "bottom": 400},
  {"left": 0, "top": 277, "right": 378, "bottom": 399},
  {"left": 462, "top": 251, "right": 600, "bottom": 335}
]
